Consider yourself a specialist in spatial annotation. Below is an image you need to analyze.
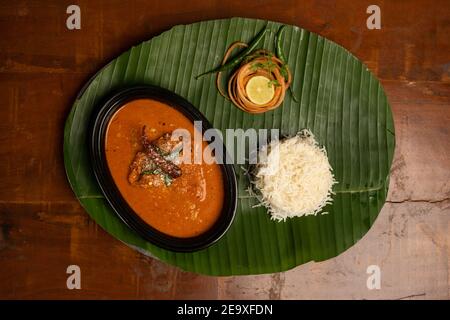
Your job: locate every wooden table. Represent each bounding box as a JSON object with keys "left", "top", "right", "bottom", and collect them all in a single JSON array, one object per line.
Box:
[{"left": 0, "top": 0, "right": 449, "bottom": 299}]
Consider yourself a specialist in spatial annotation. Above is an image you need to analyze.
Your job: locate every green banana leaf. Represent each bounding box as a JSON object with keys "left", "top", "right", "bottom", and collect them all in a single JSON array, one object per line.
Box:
[{"left": 64, "top": 17, "right": 395, "bottom": 276}]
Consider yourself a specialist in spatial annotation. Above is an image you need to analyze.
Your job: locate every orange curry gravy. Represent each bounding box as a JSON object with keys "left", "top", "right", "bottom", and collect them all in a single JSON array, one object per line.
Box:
[{"left": 105, "top": 99, "right": 224, "bottom": 238}]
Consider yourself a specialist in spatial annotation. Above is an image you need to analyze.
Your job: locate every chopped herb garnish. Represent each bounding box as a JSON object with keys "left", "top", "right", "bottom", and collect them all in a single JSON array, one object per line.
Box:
[
  {"left": 250, "top": 62, "right": 265, "bottom": 71},
  {"left": 268, "top": 79, "right": 281, "bottom": 88},
  {"left": 141, "top": 168, "right": 160, "bottom": 176},
  {"left": 163, "top": 174, "right": 173, "bottom": 186},
  {"left": 250, "top": 60, "right": 278, "bottom": 73}
]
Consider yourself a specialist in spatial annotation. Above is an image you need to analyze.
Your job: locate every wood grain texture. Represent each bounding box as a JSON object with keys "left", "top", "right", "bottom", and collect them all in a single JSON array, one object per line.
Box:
[{"left": 0, "top": 0, "right": 449, "bottom": 299}]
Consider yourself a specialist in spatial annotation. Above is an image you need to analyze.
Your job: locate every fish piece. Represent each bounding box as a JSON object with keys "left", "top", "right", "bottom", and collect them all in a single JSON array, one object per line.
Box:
[
  {"left": 128, "top": 152, "right": 156, "bottom": 183},
  {"left": 141, "top": 127, "right": 182, "bottom": 178},
  {"left": 128, "top": 128, "right": 182, "bottom": 188},
  {"left": 144, "top": 128, "right": 182, "bottom": 155}
]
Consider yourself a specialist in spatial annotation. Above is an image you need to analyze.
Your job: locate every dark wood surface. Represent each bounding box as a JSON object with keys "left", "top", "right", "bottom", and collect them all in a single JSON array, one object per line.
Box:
[{"left": 0, "top": 0, "right": 449, "bottom": 299}]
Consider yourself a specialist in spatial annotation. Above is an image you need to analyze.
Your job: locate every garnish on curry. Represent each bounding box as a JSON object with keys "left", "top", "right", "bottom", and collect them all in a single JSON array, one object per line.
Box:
[
  {"left": 196, "top": 24, "right": 298, "bottom": 114},
  {"left": 105, "top": 99, "right": 224, "bottom": 238},
  {"left": 128, "top": 127, "right": 182, "bottom": 188}
]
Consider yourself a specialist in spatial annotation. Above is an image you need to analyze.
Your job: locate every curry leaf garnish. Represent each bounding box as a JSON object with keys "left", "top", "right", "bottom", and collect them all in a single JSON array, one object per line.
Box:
[
  {"left": 141, "top": 168, "right": 161, "bottom": 176},
  {"left": 163, "top": 174, "right": 173, "bottom": 186}
]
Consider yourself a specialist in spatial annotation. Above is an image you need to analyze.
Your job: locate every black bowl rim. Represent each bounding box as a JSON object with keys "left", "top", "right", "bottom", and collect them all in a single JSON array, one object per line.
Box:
[{"left": 89, "top": 85, "right": 237, "bottom": 252}]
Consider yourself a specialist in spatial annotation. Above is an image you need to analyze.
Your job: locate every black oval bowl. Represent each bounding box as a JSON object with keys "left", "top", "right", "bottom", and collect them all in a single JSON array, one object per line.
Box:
[{"left": 89, "top": 86, "right": 237, "bottom": 252}]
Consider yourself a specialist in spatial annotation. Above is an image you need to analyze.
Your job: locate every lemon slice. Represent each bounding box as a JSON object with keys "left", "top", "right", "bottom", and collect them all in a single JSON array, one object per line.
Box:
[{"left": 245, "top": 76, "right": 275, "bottom": 105}]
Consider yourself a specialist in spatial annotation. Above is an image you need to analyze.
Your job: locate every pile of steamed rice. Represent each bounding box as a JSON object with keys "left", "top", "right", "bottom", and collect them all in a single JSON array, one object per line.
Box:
[{"left": 253, "top": 130, "right": 337, "bottom": 221}]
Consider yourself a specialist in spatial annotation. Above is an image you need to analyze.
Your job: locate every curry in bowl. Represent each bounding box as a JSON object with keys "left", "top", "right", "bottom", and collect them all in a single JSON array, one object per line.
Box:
[
  {"left": 105, "top": 99, "right": 224, "bottom": 238},
  {"left": 90, "top": 86, "right": 236, "bottom": 251}
]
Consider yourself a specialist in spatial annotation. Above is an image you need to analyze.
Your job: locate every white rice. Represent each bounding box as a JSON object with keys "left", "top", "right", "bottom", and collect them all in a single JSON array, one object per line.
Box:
[{"left": 253, "top": 130, "right": 337, "bottom": 221}]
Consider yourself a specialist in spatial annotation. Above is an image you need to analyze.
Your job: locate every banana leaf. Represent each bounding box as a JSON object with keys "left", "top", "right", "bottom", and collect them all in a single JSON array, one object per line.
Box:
[{"left": 64, "top": 17, "right": 395, "bottom": 276}]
